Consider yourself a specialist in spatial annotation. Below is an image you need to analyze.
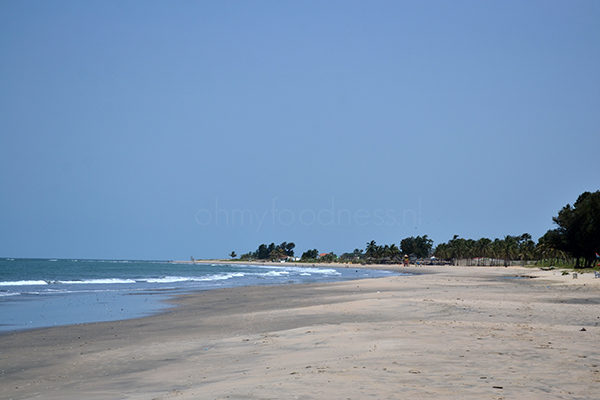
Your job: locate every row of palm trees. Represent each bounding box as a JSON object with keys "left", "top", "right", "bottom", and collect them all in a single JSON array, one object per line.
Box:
[
  {"left": 363, "top": 241, "right": 402, "bottom": 262},
  {"left": 433, "top": 234, "right": 568, "bottom": 266},
  {"left": 353, "top": 235, "right": 564, "bottom": 266}
]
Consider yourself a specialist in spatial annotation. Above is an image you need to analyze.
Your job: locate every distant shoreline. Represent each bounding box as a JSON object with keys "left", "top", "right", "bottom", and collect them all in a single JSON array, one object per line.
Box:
[{"left": 171, "top": 258, "right": 410, "bottom": 271}]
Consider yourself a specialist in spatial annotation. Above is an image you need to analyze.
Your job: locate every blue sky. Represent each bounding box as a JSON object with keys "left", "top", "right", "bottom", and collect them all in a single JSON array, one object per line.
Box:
[{"left": 1, "top": 1, "right": 599, "bottom": 260}]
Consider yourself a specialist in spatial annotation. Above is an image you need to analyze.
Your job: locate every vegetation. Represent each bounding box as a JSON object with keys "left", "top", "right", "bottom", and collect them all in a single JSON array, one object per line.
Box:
[
  {"left": 300, "top": 249, "right": 319, "bottom": 261},
  {"left": 229, "top": 191, "right": 599, "bottom": 269},
  {"left": 542, "top": 191, "right": 600, "bottom": 268},
  {"left": 433, "top": 234, "right": 536, "bottom": 266},
  {"left": 239, "top": 242, "right": 295, "bottom": 261},
  {"left": 432, "top": 192, "right": 599, "bottom": 268},
  {"left": 340, "top": 249, "right": 364, "bottom": 261},
  {"left": 400, "top": 235, "right": 433, "bottom": 259},
  {"left": 364, "top": 241, "right": 401, "bottom": 263},
  {"left": 319, "top": 252, "right": 338, "bottom": 263}
]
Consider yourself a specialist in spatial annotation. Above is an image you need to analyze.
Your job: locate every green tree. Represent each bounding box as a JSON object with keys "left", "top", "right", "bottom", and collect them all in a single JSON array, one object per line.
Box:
[
  {"left": 414, "top": 235, "right": 434, "bottom": 259},
  {"left": 548, "top": 191, "right": 600, "bottom": 268},
  {"left": 320, "top": 252, "right": 338, "bottom": 263},
  {"left": 400, "top": 237, "right": 415, "bottom": 257},
  {"left": 386, "top": 243, "right": 401, "bottom": 262},
  {"left": 462, "top": 238, "right": 475, "bottom": 265},
  {"left": 365, "top": 240, "right": 379, "bottom": 261},
  {"left": 399, "top": 236, "right": 433, "bottom": 260},
  {"left": 491, "top": 238, "right": 504, "bottom": 266},
  {"left": 517, "top": 233, "right": 535, "bottom": 266},
  {"left": 501, "top": 235, "right": 518, "bottom": 267},
  {"left": 433, "top": 242, "right": 450, "bottom": 260},
  {"left": 283, "top": 242, "right": 296, "bottom": 257},
  {"left": 448, "top": 235, "right": 466, "bottom": 265},
  {"left": 255, "top": 244, "right": 269, "bottom": 259},
  {"left": 301, "top": 249, "right": 319, "bottom": 261},
  {"left": 269, "top": 247, "right": 287, "bottom": 261},
  {"left": 248, "top": 242, "right": 297, "bottom": 260},
  {"left": 536, "top": 230, "right": 568, "bottom": 265},
  {"left": 475, "top": 237, "right": 492, "bottom": 265}
]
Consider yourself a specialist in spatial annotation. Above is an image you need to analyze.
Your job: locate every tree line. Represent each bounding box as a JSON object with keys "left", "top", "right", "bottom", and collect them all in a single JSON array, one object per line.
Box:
[
  {"left": 238, "top": 242, "right": 296, "bottom": 261},
  {"left": 436, "top": 191, "right": 600, "bottom": 268},
  {"left": 235, "top": 236, "right": 433, "bottom": 264},
  {"left": 230, "top": 191, "right": 599, "bottom": 269},
  {"left": 433, "top": 234, "right": 536, "bottom": 266},
  {"left": 358, "top": 235, "right": 433, "bottom": 263}
]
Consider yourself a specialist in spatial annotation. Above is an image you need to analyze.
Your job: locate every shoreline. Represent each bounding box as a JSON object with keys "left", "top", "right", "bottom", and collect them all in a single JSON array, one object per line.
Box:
[
  {"left": 1, "top": 265, "right": 599, "bottom": 399},
  {"left": 0, "top": 261, "right": 400, "bottom": 334}
]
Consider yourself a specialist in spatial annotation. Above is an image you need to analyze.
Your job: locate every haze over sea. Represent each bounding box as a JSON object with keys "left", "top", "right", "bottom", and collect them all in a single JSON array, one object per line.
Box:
[{"left": 0, "top": 258, "right": 399, "bottom": 332}]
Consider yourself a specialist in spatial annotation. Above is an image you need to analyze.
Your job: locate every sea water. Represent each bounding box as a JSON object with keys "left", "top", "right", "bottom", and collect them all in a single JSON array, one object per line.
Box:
[{"left": 0, "top": 258, "right": 400, "bottom": 332}]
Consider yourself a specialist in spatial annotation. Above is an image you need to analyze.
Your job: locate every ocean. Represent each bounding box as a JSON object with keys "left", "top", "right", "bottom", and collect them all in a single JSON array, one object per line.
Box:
[{"left": 0, "top": 258, "right": 400, "bottom": 332}]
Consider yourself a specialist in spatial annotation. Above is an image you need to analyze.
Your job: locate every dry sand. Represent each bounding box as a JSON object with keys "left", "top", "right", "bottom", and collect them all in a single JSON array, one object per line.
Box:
[{"left": 1, "top": 265, "right": 599, "bottom": 400}]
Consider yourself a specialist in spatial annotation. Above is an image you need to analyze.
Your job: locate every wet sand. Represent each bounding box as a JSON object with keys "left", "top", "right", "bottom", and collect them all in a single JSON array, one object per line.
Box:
[{"left": 1, "top": 265, "right": 599, "bottom": 399}]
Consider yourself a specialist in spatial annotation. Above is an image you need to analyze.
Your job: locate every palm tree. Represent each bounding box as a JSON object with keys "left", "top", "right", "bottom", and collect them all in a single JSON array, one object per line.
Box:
[
  {"left": 433, "top": 243, "right": 450, "bottom": 260},
  {"left": 374, "top": 244, "right": 384, "bottom": 261},
  {"left": 517, "top": 233, "right": 535, "bottom": 266},
  {"left": 502, "top": 235, "right": 518, "bottom": 267},
  {"left": 536, "top": 233, "right": 569, "bottom": 265},
  {"left": 448, "top": 235, "right": 459, "bottom": 265},
  {"left": 476, "top": 237, "right": 492, "bottom": 266},
  {"left": 365, "top": 240, "right": 378, "bottom": 262},
  {"left": 464, "top": 239, "right": 476, "bottom": 265},
  {"left": 491, "top": 238, "right": 503, "bottom": 266},
  {"left": 449, "top": 235, "right": 468, "bottom": 265},
  {"left": 386, "top": 244, "right": 401, "bottom": 263}
]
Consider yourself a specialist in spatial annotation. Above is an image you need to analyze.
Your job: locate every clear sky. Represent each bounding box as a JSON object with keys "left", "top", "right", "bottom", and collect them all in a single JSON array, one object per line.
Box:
[{"left": 1, "top": 1, "right": 599, "bottom": 260}]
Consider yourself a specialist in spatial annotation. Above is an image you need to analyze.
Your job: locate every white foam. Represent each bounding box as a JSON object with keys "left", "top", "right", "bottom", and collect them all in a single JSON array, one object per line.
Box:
[
  {"left": 253, "top": 265, "right": 340, "bottom": 276},
  {"left": 143, "top": 276, "right": 194, "bottom": 284},
  {"left": 295, "top": 267, "right": 339, "bottom": 275},
  {"left": 57, "top": 278, "right": 137, "bottom": 284},
  {"left": 262, "top": 270, "right": 290, "bottom": 277},
  {"left": 0, "top": 280, "right": 48, "bottom": 286},
  {"left": 0, "top": 292, "right": 21, "bottom": 297},
  {"left": 142, "top": 273, "right": 245, "bottom": 284}
]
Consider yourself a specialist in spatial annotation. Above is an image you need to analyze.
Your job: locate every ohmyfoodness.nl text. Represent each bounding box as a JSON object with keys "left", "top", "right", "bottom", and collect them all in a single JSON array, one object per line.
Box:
[{"left": 196, "top": 198, "right": 421, "bottom": 232}]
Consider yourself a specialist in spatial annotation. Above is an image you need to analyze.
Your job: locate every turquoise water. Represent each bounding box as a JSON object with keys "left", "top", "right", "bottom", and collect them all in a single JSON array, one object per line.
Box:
[{"left": 0, "top": 258, "right": 400, "bottom": 332}]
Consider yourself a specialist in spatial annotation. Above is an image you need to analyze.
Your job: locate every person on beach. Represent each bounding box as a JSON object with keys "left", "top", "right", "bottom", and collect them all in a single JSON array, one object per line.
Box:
[{"left": 403, "top": 255, "right": 409, "bottom": 267}]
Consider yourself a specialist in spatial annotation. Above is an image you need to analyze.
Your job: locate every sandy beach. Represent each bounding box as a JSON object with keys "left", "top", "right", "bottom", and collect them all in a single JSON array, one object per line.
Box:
[{"left": 1, "top": 264, "right": 599, "bottom": 400}]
